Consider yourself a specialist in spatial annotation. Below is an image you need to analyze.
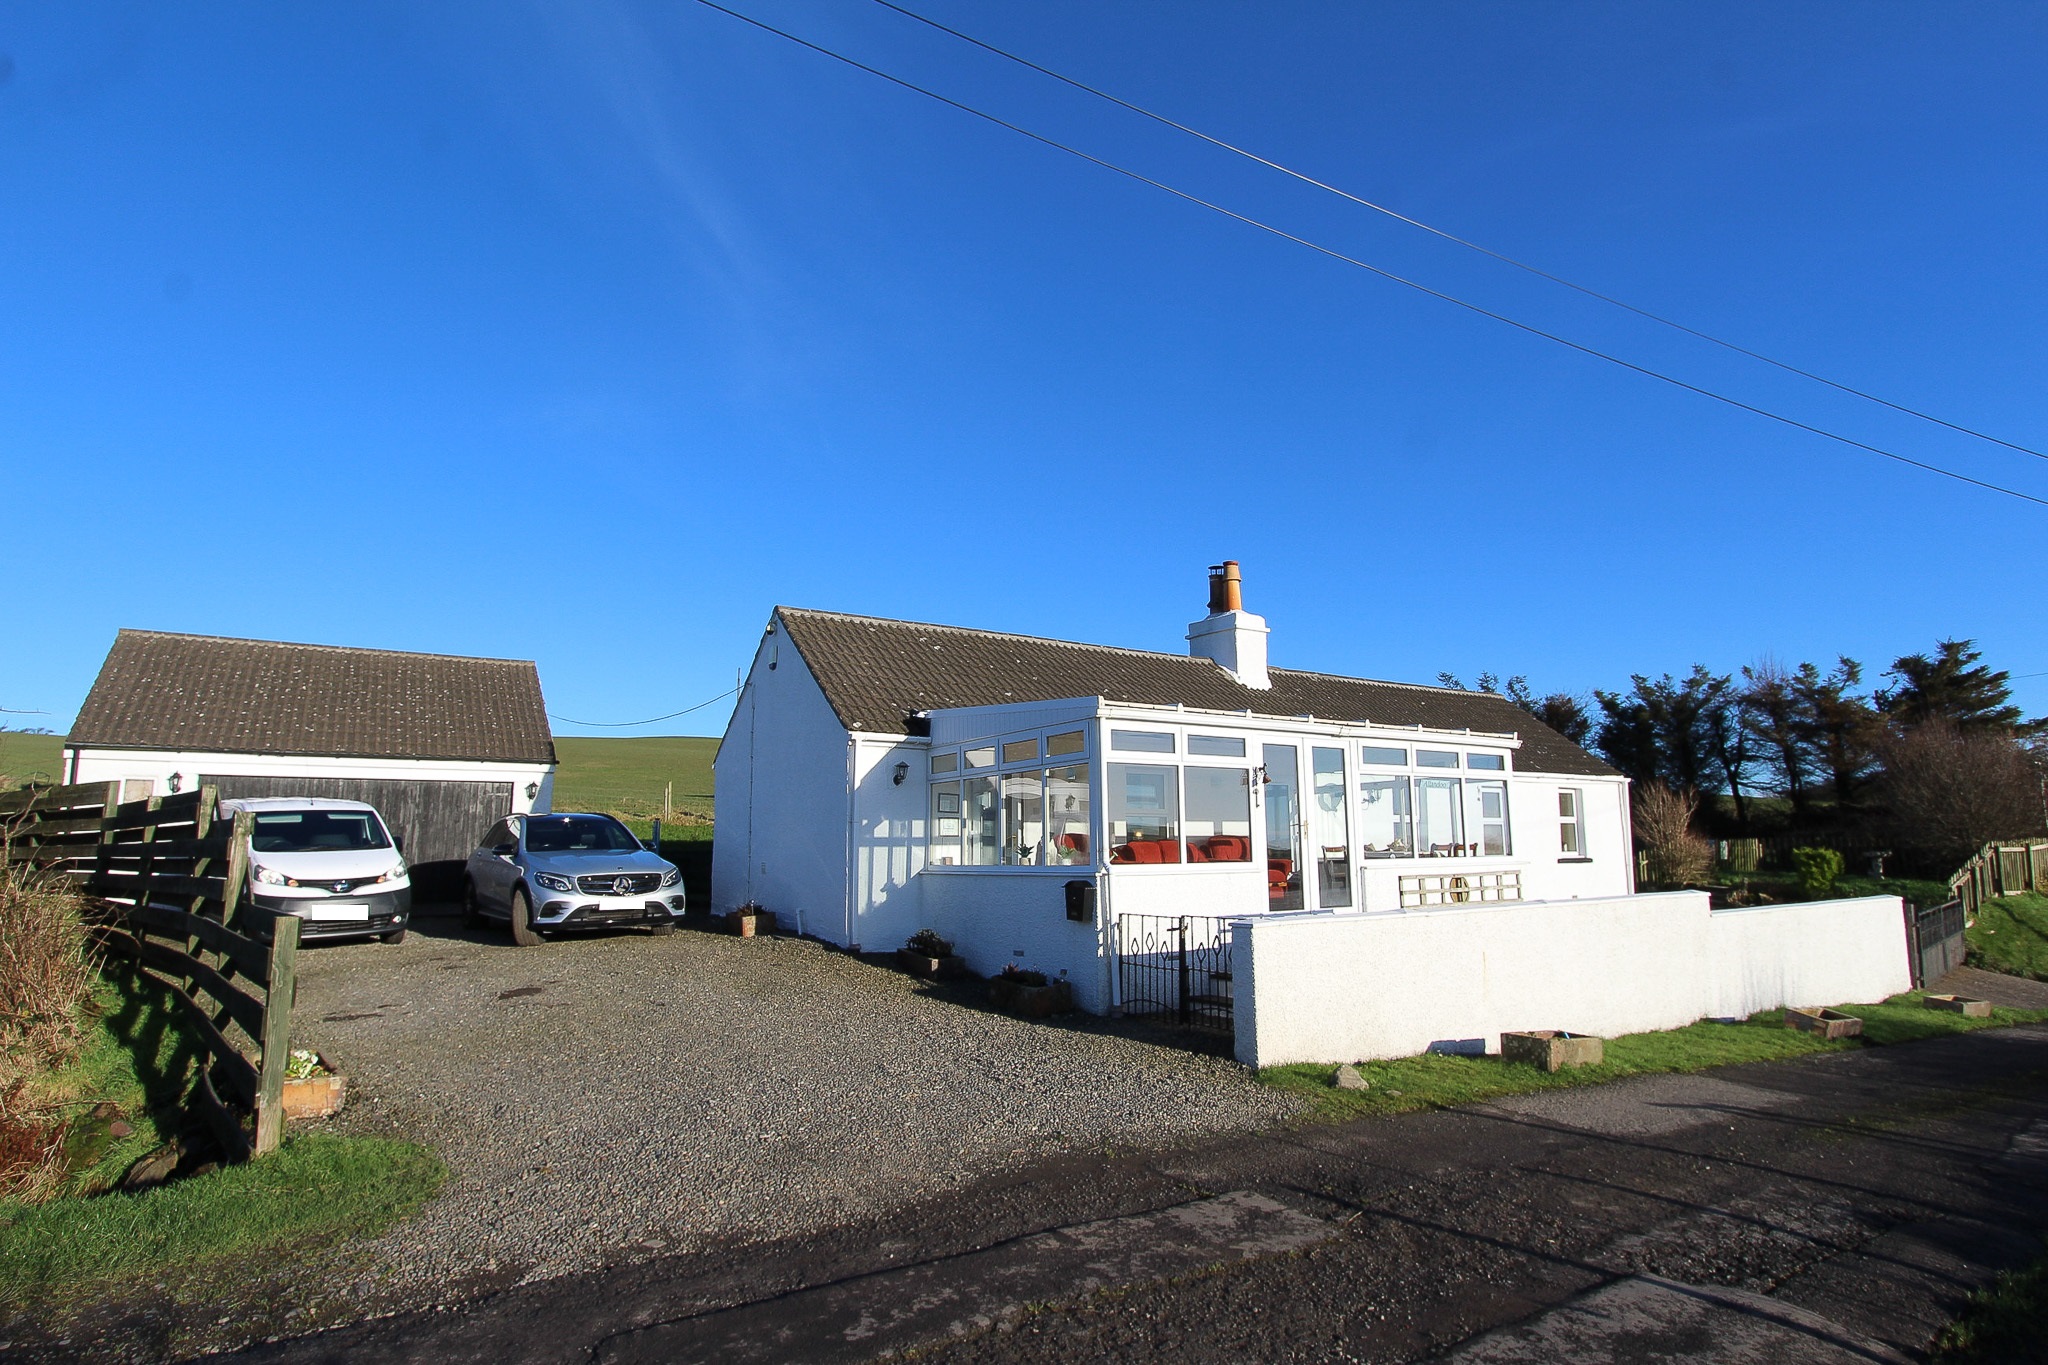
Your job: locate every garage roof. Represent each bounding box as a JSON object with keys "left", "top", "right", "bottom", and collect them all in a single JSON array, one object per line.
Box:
[
  {"left": 68, "top": 630, "right": 556, "bottom": 765},
  {"left": 775, "top": 608, "right": 1615, "bottom": 779}
]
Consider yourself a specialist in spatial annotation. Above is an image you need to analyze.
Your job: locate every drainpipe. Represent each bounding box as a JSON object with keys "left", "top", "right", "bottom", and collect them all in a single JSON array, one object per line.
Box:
[{"left": 844, "top": 735, "right": 860, "bottom": 951}]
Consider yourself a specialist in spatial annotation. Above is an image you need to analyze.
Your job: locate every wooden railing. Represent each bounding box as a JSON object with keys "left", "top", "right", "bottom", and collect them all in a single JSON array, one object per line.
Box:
[
  {"left": 1948, "top": 839, "right": 2048, "bottom": 914},
  {"left": 0, "top": 780, "right": 300, "bottom": 1159}
]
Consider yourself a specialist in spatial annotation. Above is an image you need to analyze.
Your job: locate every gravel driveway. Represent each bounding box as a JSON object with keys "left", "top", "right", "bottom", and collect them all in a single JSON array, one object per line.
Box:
[{"left": 297, "top": 916, "right": 1300, "bottom": 1299}]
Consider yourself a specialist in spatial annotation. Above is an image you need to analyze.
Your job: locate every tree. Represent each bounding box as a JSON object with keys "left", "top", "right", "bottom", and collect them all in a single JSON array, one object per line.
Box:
[
  {"left": 1435, "top": 673, "right": 1594, "bottom": 748},
  {"left": 1741, "top": 659, "right": 1813, "bottom": 811},
  {"left": 1632, "top": 784, "right": 1711, "bottom": 887},
  {"left": 1878, "top": 639, "right": 2044, "bottom": 737},
  {"left": 1873, "top": 721, "right": 2047, "bottom": 870},
  {"left": 1790, "top": 658, "right": 1878, "bottom": 804},
  {"left": 1592, "top": 667, "right": 1739, "bottom": 798}
]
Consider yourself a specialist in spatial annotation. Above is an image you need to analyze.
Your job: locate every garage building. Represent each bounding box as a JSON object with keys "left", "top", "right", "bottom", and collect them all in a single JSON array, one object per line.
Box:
[{"left": 64, "top": 629, "right": 557, "bottom": 896}]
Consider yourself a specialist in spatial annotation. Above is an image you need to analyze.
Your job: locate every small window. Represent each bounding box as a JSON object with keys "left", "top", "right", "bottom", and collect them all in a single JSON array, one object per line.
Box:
[
  {"left": 1559, "top": 788, "right": 1585, "bottom": 856},
  {"left": 1003, "top": 737, "right": 1041, "bottom": 764},
  {"left": 1107, "top": 763, "right": 1180, "bottom": 864},
  {"left": 1188, "top": 734, "right": 1246, "bottom": 757},
  {"left": 1417, "top": 749, "right": 1460, "bottom": 769},
  {"left": 1466, "top": 753, "right": 1505, "bottom": 771},
  {"left": 930, "top": 751, "right": 959, "bottom": 775},
  {"left": 1111, "top": 729, "right": 1175, "bottom": 754},
  {"left": 1361, "top": 745, "right": 1407, "bottom": 766},
  {"left": 964, "top": 745, "right": 996, "bottom": 769},
  {"left": 1047, "top": 729, "right": 1086, "bottom": 757}
]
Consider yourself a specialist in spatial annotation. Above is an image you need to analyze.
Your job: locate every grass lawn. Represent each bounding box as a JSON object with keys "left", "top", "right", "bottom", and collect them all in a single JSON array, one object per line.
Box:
[
  {"left": 1970, "top": 893, "right": 2048, "bottom": 982},
  {"left": 1722, "top": 868, "right": 1952, "bottom": 909},
  {"left": 1262, "top": 991, "right": 2048, "bottom": 1123},
  {"left": 550, "top": 735, "right": 717, "bottom": 821},
  {"left": 0, "top": 965, "right": 443, "bottom": 1307}
]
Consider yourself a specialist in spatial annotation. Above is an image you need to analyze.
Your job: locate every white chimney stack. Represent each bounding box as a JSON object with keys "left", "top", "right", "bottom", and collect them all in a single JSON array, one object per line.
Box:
[{"left": 1186, "top": 560, "right": 1270, "bottom": 689}]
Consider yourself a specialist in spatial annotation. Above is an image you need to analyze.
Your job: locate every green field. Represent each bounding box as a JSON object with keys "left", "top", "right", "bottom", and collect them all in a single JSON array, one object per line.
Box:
[
  {"left": 549, "top": 736, "right": 718, "bottom": 821},
  {"left": 1971, "top": 894, "right": 2048, "bottom": 982},
  {"left": 0, "top": 731, "right": 62, "bottom": 787}
]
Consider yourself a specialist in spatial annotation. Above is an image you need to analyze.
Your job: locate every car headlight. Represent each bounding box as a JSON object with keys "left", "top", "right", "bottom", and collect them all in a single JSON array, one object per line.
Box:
[
  {"left": 253, "top": 865, "right": 288, "bottom": 886},
  {"left": 534, "top": 871, "right": 576, "bottom": 893},
  {"left": 380, "top": 863, "right": 408, "bottom": 883},
  {"left": 659, "top": 867, "right": 680, "bottom": 888}
]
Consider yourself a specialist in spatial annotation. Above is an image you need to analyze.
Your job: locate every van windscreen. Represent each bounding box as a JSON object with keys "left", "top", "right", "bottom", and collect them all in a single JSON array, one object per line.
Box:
[{"left": 251, "top": 811, "right": 392, "bottom": 853}]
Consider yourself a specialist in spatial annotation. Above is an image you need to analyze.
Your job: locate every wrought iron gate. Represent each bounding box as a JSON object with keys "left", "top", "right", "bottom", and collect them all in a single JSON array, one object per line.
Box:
[{"left": 1114, "top": 914, "right": 1237, "bottom": 1030}]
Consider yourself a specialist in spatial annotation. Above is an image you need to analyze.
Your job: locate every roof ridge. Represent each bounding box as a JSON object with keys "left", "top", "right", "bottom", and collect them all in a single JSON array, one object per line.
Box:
[
  {"left": 776, "top": 607, "right": 1492, "bottom": 699},
  {"left": 115, "top": 628, "right": 536, "bottom": 669}
]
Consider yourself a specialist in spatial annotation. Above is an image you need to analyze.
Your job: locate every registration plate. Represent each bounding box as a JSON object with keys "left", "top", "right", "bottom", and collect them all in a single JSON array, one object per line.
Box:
[{"left": 304, "top": 902, "right": 370, "bottom": 922}]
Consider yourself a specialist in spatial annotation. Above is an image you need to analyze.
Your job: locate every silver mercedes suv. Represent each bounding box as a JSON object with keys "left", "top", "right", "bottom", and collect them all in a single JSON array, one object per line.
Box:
[{"left": 463, "top": 812, "right": 684, "bottom": 946}]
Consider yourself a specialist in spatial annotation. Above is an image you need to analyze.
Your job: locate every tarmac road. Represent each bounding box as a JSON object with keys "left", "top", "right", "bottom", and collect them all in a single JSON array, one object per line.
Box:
[{"left": 208, "top": 1021, "right": 2048, "bottom": 1365}]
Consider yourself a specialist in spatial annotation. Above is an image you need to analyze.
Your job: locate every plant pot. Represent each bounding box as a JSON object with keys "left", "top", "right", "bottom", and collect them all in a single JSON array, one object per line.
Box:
[
  {"left": 1923, "top": 994, "right": 1992, "bottom": 1018},
  {"left": 729, "top": 909, "right": 775, "bottom": 938},
  {"left": 280, "top": 1055, "right": 348, "bottom": 1120},
  {"left": 897, "top": 950, "right": 966, "bottom": 979},
  {"left": 1501, "top": 1030, "right": 1604, "bottom": 1072},
  {"left": 999, "top": 980, "right": 1072, "bottom": 1018},
  {"left": 1786, "top": 1007, "right": 1863, "bottom": 1039}
]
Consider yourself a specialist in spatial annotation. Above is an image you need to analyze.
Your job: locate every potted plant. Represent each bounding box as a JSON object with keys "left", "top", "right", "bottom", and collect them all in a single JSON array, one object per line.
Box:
[
  {"left": 280, "top": 1049, "right": 348, "bottom": 1119},
  {"left": 898, "top": 929, "right": 966, "bottom": 979},
  {"left": 727, "top": 902, "right": 775, "bottom": 938},
  {"left": 990, "top": 965, "right": 1072, "bottom": 1018}
]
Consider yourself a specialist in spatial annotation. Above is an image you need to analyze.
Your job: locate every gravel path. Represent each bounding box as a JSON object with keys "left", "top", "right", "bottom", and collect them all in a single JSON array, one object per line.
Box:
[{"left": 297, "top": 916, "right": 1300, "bottom": 1298}]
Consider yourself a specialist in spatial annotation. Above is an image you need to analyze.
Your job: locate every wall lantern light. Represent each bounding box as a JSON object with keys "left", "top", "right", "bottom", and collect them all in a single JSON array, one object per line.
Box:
[
  {"left": 525, "top": 782, "right": 540, "bottom": 800},
  {"left": 166, "top": 772, "right": 183, "bottom": 794},
  {"left": 892, "top": 762, "right": 909, "bottom": 786}
]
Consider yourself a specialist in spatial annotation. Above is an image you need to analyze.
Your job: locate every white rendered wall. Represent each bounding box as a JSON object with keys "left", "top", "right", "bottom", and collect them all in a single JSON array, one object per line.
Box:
[
  {"left": 922, "top": 868, "right": 1112, "bottom": 1013},
  {"left": 711, "top": 621, "right": 864, "bottom": 938},
  {"left": 65, "top": 747, "right": 554, "bottom": 812},
  {"left": 1234, "top": 892, "right": 1912, "bottom": 1067}
]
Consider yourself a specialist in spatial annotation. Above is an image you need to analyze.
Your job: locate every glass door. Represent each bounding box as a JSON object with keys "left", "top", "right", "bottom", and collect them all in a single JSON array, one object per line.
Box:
[
  {"left": 1262, "top": 744, "right": 1304, "bottom": 911},
  {"left": 1310, "top": 746, "right": 1352, "bottom": 908}
]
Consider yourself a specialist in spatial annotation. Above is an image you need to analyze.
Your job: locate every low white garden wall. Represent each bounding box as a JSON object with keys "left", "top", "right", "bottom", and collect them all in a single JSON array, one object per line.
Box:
[{"left": 1233, "top": 892, "right": 1912, "bottom": 1068}]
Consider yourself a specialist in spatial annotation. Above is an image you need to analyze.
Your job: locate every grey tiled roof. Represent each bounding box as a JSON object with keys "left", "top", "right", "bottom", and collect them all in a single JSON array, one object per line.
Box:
[
  {"left": 776, "top": 608, "right": 1615, "bottom": 779},
  {"left": 69, "top": 630, "right": 555, "bottom": 765}
]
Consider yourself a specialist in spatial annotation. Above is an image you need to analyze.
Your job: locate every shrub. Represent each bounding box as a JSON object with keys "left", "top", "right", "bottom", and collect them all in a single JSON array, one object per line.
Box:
[
  {"left": 1791, "top": 846, "right": 1844, "bottom": 899},
  {"left": 1633, "top": 784, "right": 1712, "bottom": 888},
  {"left": 904, "top": 929, "right": 953, "bottom": 958},
  {"left": 0, "top": 846, "right": 99, "bottom": 1201},
  {"left": 998, "top": 965, "right": 1048, "bottom": 987}
]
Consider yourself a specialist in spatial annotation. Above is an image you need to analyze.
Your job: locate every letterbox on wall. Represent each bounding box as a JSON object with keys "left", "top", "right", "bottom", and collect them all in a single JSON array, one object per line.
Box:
[{"left": 1064, "top": 879, "right": 1095, "bottom": 922}]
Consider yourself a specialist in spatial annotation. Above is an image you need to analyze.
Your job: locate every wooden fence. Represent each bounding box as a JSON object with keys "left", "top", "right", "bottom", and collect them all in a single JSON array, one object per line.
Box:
[
  {"left": 0, "top": 780, "right": 300, "bottom": 1159},
  {"left": 1948, "top": 839, "right": 2048, "bottom": 914}
]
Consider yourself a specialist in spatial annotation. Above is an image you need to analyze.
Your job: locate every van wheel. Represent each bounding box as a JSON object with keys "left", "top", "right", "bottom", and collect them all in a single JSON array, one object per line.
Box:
[
  {"left": 381, "top": 925, "right": 408, "bottom": 945},
  {"left": 463, "top": 880, "right": 485, "bottom": 929},
  {"left": 509, "top": 887, "right": 544, "bottom": 947}
]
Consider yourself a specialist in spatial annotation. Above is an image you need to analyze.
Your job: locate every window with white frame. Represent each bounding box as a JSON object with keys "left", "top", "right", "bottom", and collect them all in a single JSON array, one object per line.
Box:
[
  {"left": 1045, "top": 764, "right": 1090, "bottom": 864},
  {"left": 1183, "top": 766, "right": 1253, "bottom": 862},
  {"left": 1559, "top": 788, "right": 1585, "bottom": 856},
  {"left": 1108, "top": 763, "right": 1180, "bottom": 863},
  {"left": 1358, "top": 742, "right": 1513, "bottom": 859}
]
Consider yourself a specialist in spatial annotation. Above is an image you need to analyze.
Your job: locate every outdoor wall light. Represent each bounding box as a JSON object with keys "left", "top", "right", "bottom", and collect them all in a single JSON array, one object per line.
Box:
[
  {"left": 166, "top": 772, "right": 183, "bottom": 794},
  {"left": 892, "top": 762, "right": 909, "bottom": 786},
  {"left": 525, "top": 782, "right": 540, "bottom": 799}
]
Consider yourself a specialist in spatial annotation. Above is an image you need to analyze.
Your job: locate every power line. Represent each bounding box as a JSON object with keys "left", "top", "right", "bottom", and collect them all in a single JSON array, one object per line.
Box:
[
  {"left": 549, "top": 685, "right": 740, "bottom": 729},
  {"left": 869, "top": 0, "right": 2048, "bottom": 465},
  {"left": 692, "top": 0, "right": 2048, "bottom": 510}
]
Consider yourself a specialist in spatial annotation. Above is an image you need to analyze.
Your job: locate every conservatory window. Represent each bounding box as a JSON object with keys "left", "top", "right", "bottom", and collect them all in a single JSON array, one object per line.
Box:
[
  {"left": 1361, "top": 745, "right": 1407, "bottom": 766},
  {"left": 1359, "top": 776, "right": 1412, "bottom": 858},
  {"left": 964, "top": 744, "right": 996, "bottom": 769},
  {"left": 1467, "top": 752, "right": 1506, "bottom": 771},
  {"left": 962, "top": 775, "right": 1000, "bottom": 865},
  {"left": 1468, "top": 780, "right": 1510, "bottom": 856},
  {"left": 1003, "top": 737, "right": 1041, "bottom": 765},
  {"left": 1107, "top": 763, "right": 1180, "bottom": 863},
  {"left": 1417, "top": 749, "right": 1460, "bottom": 769},
  {"left": 1415, "top": 777, "right": 1464, "bottom": 854},
  {"left": 1111, "top": 729, "right": 1175, "bottom": 754},
  {"left": 1001, "top": 770, "right": 1044, "bottom": 865},
  {"left": 1047, "top": 729, "right": 1086, "bottom": 757},
  {"left": 1188, "top": 734, "right": 1246, "bottom": 757},
  {"left": 1045, "top": 765, "right": 1091, "bottom": 865},
  {"left": 1183, "top": 767, "right": 1253, "bottom": 863},
  {"left": 930, "top": 751, "right": 958, "bottom": 775},
  {"left": 929, "top": 782, "right": 962, "bottom": 865},
  {"left": 1311, "top": 747, "right": 1351, "bottom": 907}
]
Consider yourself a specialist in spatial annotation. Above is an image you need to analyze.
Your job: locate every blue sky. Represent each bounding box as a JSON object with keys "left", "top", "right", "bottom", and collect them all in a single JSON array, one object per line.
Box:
[{"left": 4, "top": 2, "right": 2046, "bottom": 736}]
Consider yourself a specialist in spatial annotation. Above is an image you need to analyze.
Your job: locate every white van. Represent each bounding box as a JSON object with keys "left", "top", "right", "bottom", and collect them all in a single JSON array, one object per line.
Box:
[{"left": 224, "top": 797, "right": 413, "bottom": 944}]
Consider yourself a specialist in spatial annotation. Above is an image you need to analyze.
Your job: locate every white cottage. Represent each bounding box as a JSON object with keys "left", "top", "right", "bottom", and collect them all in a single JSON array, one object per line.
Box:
[
  {"left": 714, "top": 564, "right": 1632, "bottom": 1012},
  {"left": 64, "top": 629, "right": 557, "bottom": 895}
]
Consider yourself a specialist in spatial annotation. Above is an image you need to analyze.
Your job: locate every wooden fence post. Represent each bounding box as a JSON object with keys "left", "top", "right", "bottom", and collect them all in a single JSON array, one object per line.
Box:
[{"left": 252, "top": 912, "right": 300, "bottom": 1157}]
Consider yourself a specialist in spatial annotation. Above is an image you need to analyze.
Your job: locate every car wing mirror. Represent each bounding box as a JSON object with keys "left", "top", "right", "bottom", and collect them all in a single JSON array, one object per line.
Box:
[{"left": 492, "top": 842, "right": 517, "bottom": 857}]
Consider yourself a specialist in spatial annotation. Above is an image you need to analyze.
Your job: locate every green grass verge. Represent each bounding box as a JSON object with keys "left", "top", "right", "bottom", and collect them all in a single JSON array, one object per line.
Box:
[
  {"left": 1262, "top": 992, "right": 2048, "bottom": 1123},
  {"left": 1933, "top": 1239, "right": 2048, "bottom": 1363},
  {"left": 0, "top": 1133, "right": 443, "bottom": 1307},
  {"left": 1, "top": 965, "right": 444, "bottom": 1307},
  {"left": 1970, "top": 893, "right": 2048, "bottom": 982},
  {"left": 550, "top": 735, "right": 718, "bottom": 821}
]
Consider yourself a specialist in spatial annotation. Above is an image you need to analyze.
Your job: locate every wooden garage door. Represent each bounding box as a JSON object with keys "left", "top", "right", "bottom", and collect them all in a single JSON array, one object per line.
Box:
[{"left": 202, "top": 775, "right": 513, "bottom": 891}]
